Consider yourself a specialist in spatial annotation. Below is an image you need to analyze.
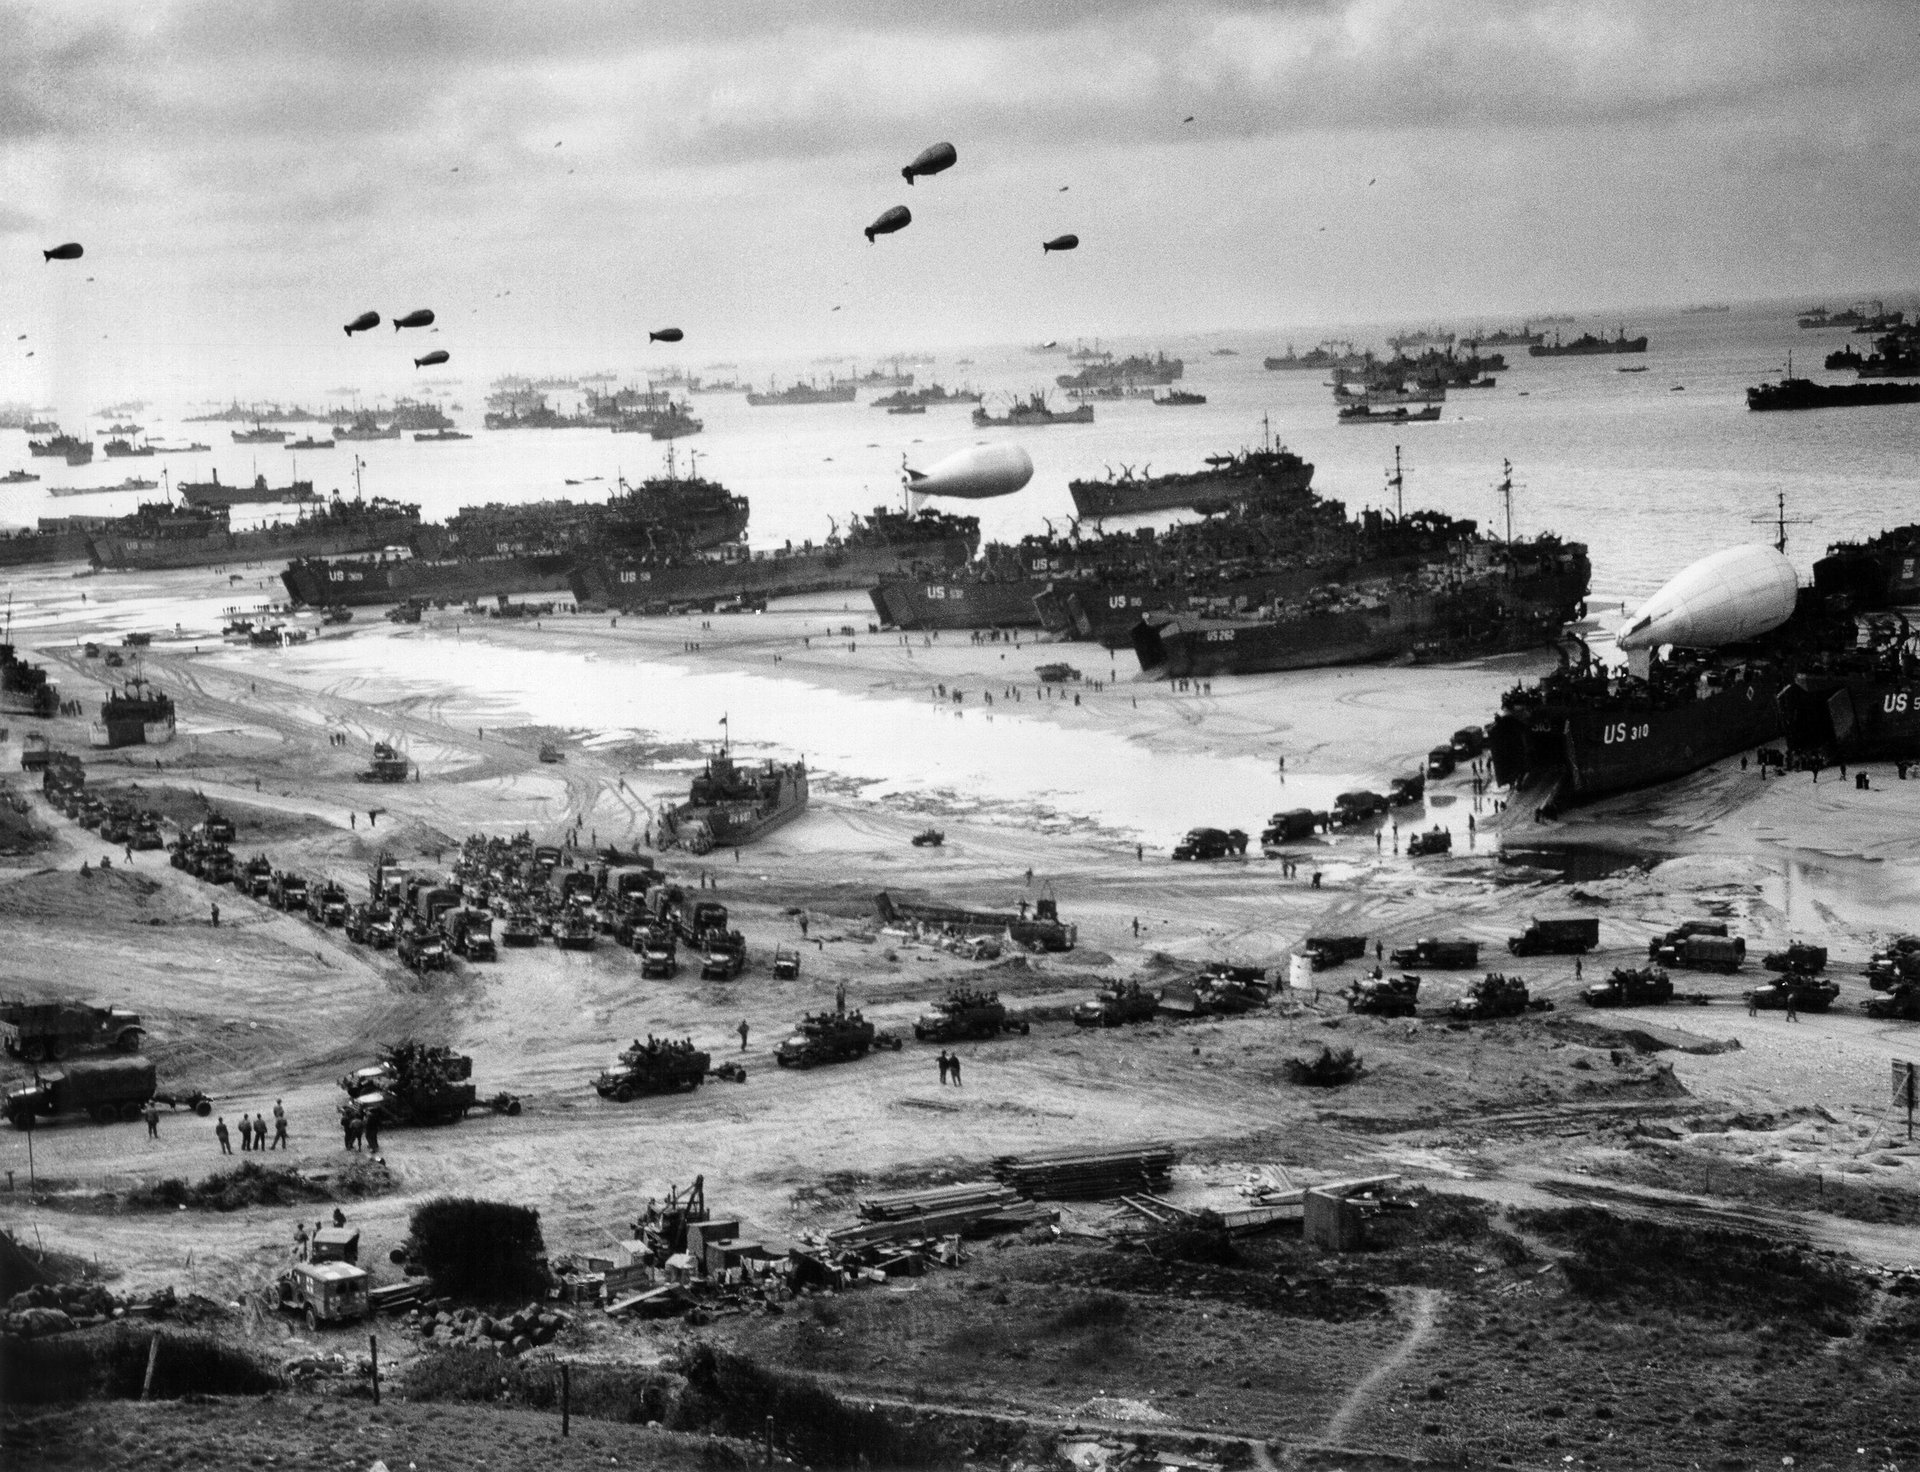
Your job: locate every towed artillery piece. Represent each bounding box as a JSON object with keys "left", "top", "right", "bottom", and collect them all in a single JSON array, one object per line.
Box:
[
  {"left": 1581, "top": 966, "right": 1673, "bottom": 1007},
  {"left": 775, "top": 1008, "right": 900, "bottom": 1069},
  {"left": 1745, "top": 975, "right": 1839, "bottom": 1013},
  {"left": 339, "top": 1041, "right": 520, "bottom": 1126},
  {"left": 913, "top": 987, "right": 1030, "bottom": 1042},
  {"left": 1347, "top": 973, "right": 1419, "bottom": 1017},
  {"left": 1, "top": 998, "right": 144, "bottom": 1061},
  {"left": 594, "top": 1037, "right": 711, "bottom": 1100},
  {"left": 1173, "top": 827, "right": 1247, "bottom": 860},
  {"left": 6, "top": 1056, "right": 210, "bottom": 1128},
  {"left": 1448, "top": 973, "right": 1543, "bottom": 1021},
  {"left": 1072, "top": 980, "right": 1159, "bottom": 1028}
]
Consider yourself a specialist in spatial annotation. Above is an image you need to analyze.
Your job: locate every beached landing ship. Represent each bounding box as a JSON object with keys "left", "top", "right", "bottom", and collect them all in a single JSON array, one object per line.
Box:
[
  {"left": 1068, "top": 431, "right": 1314, "bottom": 519},
  {"left": 89, "top": 675, "right": 176, "bottom": 749},
  {"left": 657, "top": 747, "right": 808, "bottom": 855},
  {"left": 91, "top": 495, "right": 421, "bottom": 572}
]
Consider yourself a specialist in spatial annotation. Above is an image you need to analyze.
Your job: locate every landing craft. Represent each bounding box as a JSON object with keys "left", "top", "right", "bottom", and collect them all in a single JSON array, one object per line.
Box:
[
  {"left": 42, "top": 242, "right": 83, "bottom": 261},
  {"left": 649, "top": 328, "right": 684, "bottom": 343},
  {"left": 901, "top": 141, "right": 957, "bottom": 185},
  {"left": 393, "top": 310, "right": 435, "bottom": 331},
  {"left": 1042, "top": 234, "right": 1079, "bottom": 254},
  {"left": 413, "top": 350, "right": 450, "bottom": 368},
  {"left": 344, "top": 311, "right": 381, "bottom": 336},
  {"left": 1615, "top": 544, "right": 1798, "bottom": 651},
  {"left": 865, "top": 206, "right": 911, "bottom": 243},
  {"left": 903, "top": 443, "right": 1034, "bottom": 502}
]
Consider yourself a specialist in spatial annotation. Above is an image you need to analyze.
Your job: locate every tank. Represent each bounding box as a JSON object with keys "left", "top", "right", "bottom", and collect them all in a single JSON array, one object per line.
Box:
[
  {"left": 1581, "top": 966, "right": 1673, "bottom": 1007},
  {"left": 1746, "top": 976, "right": 1839, "bottom": 1012},
  {"left": 913, "top": 987, "right": 1029, "bottom": 1042},
  {"left": 1071, "top": 981, "right": 1159, "bottom": 1028},
  {"left": 595, "top": 1037, "right": 710, "bottom": 1100},
  {"left": 1347, "top": 973, "right": 1420, "bottom": 1017},
  {"left": 1448, "top": 973, "right": 1534, "bottom": 1021},
  {"left": 1192, "top": 964, "right": 1271, "bottom": 1016},
  {"left": 1761, "top": 942, "right": 1828, "bottom": 975},
  {"left": 1865, "top": 983, "right": 1920, "bottom": 1020},
  {"left": 1615, "top": 545, "right": 1798, "bottom": 651}
]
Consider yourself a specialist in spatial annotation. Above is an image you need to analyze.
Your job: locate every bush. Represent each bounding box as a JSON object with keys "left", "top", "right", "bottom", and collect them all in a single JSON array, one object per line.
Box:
[
  {"left": 1283, "top": 1044, "right": 1364, "bottom": 1087},
  {"left": 1046, "top": 1291, "right": 1128, "bottom": 1332},
  {"left": 124, "top": 1160, "right": 338, "bottom": 1213},
  {"left": 0, "top": 1323, "right": 281, "bottom": 1404},
  {"left": 407, "top": 1197, "right": 549, "bottom": 1300},
  {"left": 1144, "top": 1221, "right": 1240, "bottom": 1266}
]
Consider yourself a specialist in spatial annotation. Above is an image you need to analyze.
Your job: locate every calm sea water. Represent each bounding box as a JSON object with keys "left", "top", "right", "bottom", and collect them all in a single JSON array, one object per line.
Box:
[{"left": 5, "top": 303, "right": 1916, "bottom": 617}]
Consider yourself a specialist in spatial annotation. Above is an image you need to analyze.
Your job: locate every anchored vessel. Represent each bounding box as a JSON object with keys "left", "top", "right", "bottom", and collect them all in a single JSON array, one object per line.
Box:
[
  {"left": 1528, "top": 329, "right": 1649, "bottom": 357},
  {"left": 91, "top": 495, "right": 421, "bottom": 572},
  {"left": 745, "top": 379, "right": 857, "bottom": 406},
  {"left": 972, "top": 394, "right": 1094, "bottom": 427},
  {"left": 178, "top": 472, "right": 319, "bottom": 508},
  {"left": 657, "top": 746, "right": 808, "bottom": 854},
  {"left": 1068, "top": 426, "right": 1313, "bottom": 518}
]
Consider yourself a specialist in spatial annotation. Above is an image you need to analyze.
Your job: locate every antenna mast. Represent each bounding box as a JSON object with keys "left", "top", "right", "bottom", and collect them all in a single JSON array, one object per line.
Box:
[
  {"left": 1751, "top": 490, "right": 1811, "bottom": 555},
  {"left": 1386, "top": 445, "right": 1404, "bottom": 518},
  {"left": 1497, "top": 458, "right": 1515, "bottom": 545}
]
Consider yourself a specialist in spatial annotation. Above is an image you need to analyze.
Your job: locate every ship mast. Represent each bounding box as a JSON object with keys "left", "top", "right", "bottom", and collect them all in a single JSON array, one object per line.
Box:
[
  {"left": 1386, "top": 445, "right": 1404, "bottom": 519},
  {"left": 1751, "top": 491, "right": 1810, "bottom": 555},
  {"left": 1497, "top": 459, "right": 1515, "bottom": 545}
]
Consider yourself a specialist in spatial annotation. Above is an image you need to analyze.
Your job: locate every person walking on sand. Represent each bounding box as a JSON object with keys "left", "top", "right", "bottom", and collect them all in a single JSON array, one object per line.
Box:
[
  {"left": 949, "top": 1054, "right": 963, "bottom": 1087},
  {"left": 341, "top": 1110, "right": 357, "bottom": 1152},
  {"left": 215, "top": 1116, "right": 232, "bottom": 1155},
  {"left": 937, "top": 1050, "right": 951, "bottom": 1085},
  {"left": 1785, "top": 989, "right": 1799, "bottom": 1023},
  {"left": 271, "top": 1100, "right": 288, "bottom": 1149},
  {"left": 738, "top": 1019, "right": 750, "bottom": 1052},
  {"left": 210, "top": 901, "right": 219, "bottom": 927},
  {"left": 362, "top": 1111, "right": 380, "bottom": 1155},
  {"left": 254, "top": 1112, "right": 269, "bottom": 1153},
  {"left": 143, "top": 1101, "right": 159, "bottom": 1140},
  {"left": 238, "top": 1113, "right": 253, "bottom": 1151}
]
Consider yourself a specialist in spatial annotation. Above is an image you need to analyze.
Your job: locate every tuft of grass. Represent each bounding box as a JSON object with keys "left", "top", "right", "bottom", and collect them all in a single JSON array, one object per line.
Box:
[
  {"left": 1283, "top": 1044, "right": 1363, "bottom": 1087},
  {"left": 1045, "top": 1291, "right": 1129, "bottom": 1333}
]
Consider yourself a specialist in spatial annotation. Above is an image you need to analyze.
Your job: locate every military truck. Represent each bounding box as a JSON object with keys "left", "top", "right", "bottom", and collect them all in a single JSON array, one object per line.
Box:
[
  {"left": 396, "top": 921, "right": 449, "bottom": 974},
  {"left": 1746, "top": 975, "right": 1839, "bottom": 1013},
  {"left": 339, "top": 1041, "right": 520, "bottom": 1126},
  {"left": 914, "top": 988, "right": 1030, "bottom": 1042},
  {"left": 275, "top": 1261, "right": 369, "bottom": 1331},
  {"left": 1450, "top": 726, "right": 1487, "bottom": 759},
  {"left": 308, "top": 881, "right": 350, "bottom": 928},
  {"left": 1347, "top": 973, "right": 1419, "bottom": 1017},
  {"left": 594, "top": 1037, "right": 711, "bottom": 1100},
  {"left": 6, "top": 1056, "right": 209, "bottom": 1128},
  {"left": 700, "top": 930, "right": 747, "bottom": 980},
  {"left": 1072, "top": 981, "right": 1159, "bottom": 1028},
  {"left": 1406, "top": 827, "right": 1452, "bottom": 857},
  {"left": 1260, "top": 809, "right": 1324, "bottom": 846},
  {"left": 1509, "top": 916, "right": 1600, "bottom": 956},
  {"left": 1426, "top": 745, "right": 1457, "bottom": 778},
  {"left": 676, "top": 900, "right": 730, "bottom": 947},
  {"left": 1581, "top": 966, "right": 1674, "bottom": 1007},
  {"left": 1652, "top": 934, "right": 1745, "bottom": 974},
  {"left": 1172, "top": 827, "right": 1248, "bottom": 860},
  {"left": 1331, "top": 791, "right": 1387, "bottom": 826},
  {"left": 445, "top": 909, "right": 495, "bottom": 961},
  {"left": 775, "top": 1009, "right": 898, "bottom": 1068},
  {"left": 772, "top": 945, "right": 802, "bottom": 981},
  {"left": 0, "top": 999, "right": 144, "bottom": 1061},
  {"left": 1388, "top": 773, "right": 1426, "bottom": 805},
  {"left": 1761, "top": 942, "right": 1828, "bottom": 975},
  {"left": 1391, "top": 937, "right": 1480, "bottom": 970},
  {"left": 345, "top": 903, "right": 396, "bottom": 948},
  {"left": 203, "top": 811, "right": 236, "bottom": 845},
  {"left": 638, "top": 926, "right": 678, "bottom": 978},
  {"left": 1865, "top": 983, "right": 1920, "bottom": 1021},
  {"left": 268, "top": 871, "right": 309, "bottom": 913},
  {"left": 1305, "top": 935, "right": 1370, "bottom": 971},
  {"left": 240, "top": 855, "right": 274, "bottom": 898},
  {"left": 1448, "top": 973, "right": 1536, "bottom": 1021}
]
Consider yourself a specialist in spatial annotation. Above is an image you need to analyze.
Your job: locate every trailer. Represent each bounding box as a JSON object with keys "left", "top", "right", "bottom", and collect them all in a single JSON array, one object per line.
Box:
[{"left": 5, "top": 1056, "right": 209, "bottom": 1128}]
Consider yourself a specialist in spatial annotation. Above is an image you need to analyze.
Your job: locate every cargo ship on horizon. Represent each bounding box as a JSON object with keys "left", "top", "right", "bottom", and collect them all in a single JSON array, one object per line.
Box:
[{"left": 1529, "top": 329, "right": 1649, "bottom": 357}]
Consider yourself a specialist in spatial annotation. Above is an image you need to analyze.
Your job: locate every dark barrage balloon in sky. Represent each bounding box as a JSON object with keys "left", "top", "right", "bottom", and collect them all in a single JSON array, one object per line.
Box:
[
  {"left": 42, "top": 242, "right": 83, "bottom": 261},
  {"left": 393, "top": 309, "right": 435, "bottom": 330},
  {"left": 864, "top": 205, "right": 911, "bottom": 243},
  {"left": 901, "top": 141, "right": 957, "bottom": 185},
  {"left": 1042, "top": 234, "right": 1080, "bottom": 254},
  {"left": 344, "top": 311, "right": 380, "bottom": 336},
  {"left": 649, "top": 327, "right": 684, "bottom": 343},
  {"left": 413, "top": 349, "right": 450, "bottom": 367}
]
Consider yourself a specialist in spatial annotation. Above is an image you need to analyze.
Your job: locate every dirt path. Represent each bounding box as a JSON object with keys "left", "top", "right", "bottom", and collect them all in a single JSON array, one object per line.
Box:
[{"left": 1315, "top": 1286, "right": 1441, "bottom": 1448}]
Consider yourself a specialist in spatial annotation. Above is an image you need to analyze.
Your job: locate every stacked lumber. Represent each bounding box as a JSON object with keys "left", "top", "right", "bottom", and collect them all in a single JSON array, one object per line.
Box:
[
  {"left": 992, "top": 1141, "right": 1179, "bottom": 1200},
  {"left": 830, "top": 1191, "right": 1052, "bottom": 1248},
  {"left": 857, "top": 1183, "right": 1020, "bottom": 1221}
]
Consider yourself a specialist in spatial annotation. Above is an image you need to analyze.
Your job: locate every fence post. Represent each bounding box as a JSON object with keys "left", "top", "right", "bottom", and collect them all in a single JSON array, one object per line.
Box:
[
  {"left": 142, "top": 1333, "right": 160, "bottom": 1400},
  {"left": 765, "top": 1413, "right": 775, "bottom": 1465},
  {"left": 369, "top": 1334, "right": 380, "bottom": 1406},
  {"left": 561, "top": 1362, "right": 571, "bottom": 1438}
]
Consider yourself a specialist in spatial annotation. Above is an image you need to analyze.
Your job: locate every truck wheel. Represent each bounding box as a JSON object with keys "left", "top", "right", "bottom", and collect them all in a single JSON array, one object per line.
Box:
[
  {"left": 116, "top": 1029, "right": 144, "bottom": 1053},
  {"left": 505, "top": 1098, "right": 521, "bottom": 1116},
  {"left": 120, "top": 1101, "right": 143, "bottom": 1122},
  {"left": 91, "top": 1104, "right": 115, "bottom": 1123},
  {"left": 194, "top": 1099, "right": 212, "bottom": 1117},
  {"left": 20, "top": 1038, "right": 45, "bottom": 1063},
  {"left": 306, "top": 1306, "right": 320, "bottom": 1333}
]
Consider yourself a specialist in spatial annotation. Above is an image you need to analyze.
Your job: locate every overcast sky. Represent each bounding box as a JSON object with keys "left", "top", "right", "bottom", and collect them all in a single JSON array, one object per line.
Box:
[{"left": 2, "top": 0, "right": 1917, "bottom": 398}]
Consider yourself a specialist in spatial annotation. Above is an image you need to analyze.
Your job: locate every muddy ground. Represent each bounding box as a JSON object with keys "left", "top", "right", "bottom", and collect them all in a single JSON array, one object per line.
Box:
[{"left": 4, "top": 562, "right": 1920, "bottom": 1467}]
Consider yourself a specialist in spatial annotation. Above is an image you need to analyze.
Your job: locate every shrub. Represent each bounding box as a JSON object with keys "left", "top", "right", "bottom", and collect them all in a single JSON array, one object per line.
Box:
[
  {"left": 125, "top": 1161, "right": 337, "bottom": 1213},
  {"left": 1047, "top": 1291, "right": 1129, "bottom": 1332},
  {"left": 407, "top": 1197, "right": 550, "bottom": 1300},
  {"left": 1144, "top": 1221, "right": 1240, "bottom": 1267},
  {"left": 0, "top": 1323, "right": 281, "bottom": 1404},
  {"left": 1283, "top": 1044, "right": 1363, "bottom": 1087}
]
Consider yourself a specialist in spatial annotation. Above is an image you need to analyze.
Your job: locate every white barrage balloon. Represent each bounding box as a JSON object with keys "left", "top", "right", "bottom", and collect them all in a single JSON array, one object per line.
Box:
[
  {"left": 903, "top": 443, "right": 1034, "bottom": 500},
  {"left": 1616, "top": 543, "right": 1798, "bottom": 650}
]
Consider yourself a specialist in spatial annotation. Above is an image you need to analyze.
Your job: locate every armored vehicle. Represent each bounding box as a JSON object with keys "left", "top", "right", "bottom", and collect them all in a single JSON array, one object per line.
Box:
[
  {"left": 638, "top": 926, "right": 678, "bottom": 977},
  {"left": 0, "top": 1000, "right": 144, "bottom": 1061},
  {"left": 910, "top": 827, "right": 945, "bottom": 847},
  {"left": 1869, "top": 937, "right": 1920, "bottom": 990},
  {"left": 1306, "top": 934, "right": 1370, "bottom": 970},
  {"left": 1173, "top": 827, "right": 1248, "bottom": 860},
  {"left": 397, "top": 922, "right": 449, "bottom": 973},
  {"left": 1509, "top": 916, "right": 1600, "bottom": 956},
  {"left": 594, "top": 1037, "right": 710, "bottom": 1100},
  {"left": 1192, "top": 966, "right": 1271, "bottom": 1015},
  {"left": 1347, "top": 973, "right": 1420, "bottom": 1017},
  {"left": 775, "top": 1009, "right": 895, "bottom": 1068},
  {"left": 500, "top": 909, "right": 541, "bottom": 947},
  {"left": 308, "top": 881, "right": 350, "bottom": 927},
  {"left": 240, "top": 855, "right": 274, "bottom": 898},
  {"left": 275, "top": 1261, "right": 369, "bottom": 1331},
  {"left": 1865, "top": 983, "right": 1920, "bottom": 1020},
  {"left": 554, "top": 910, "right": 596, "bottom": 951},
  {"left": 339, "top": 1041, "right": 519, "bottom": 1126},
  {"left": 1449, "top": 973, "right": 1535, "bottom": 1021},
  {"left": 268, "top": 871, "right": 309, "bottom": 912},
  {"left": 360, "top": 742, "right": 410, "bottom": 783},
  {"left": 445, "top": 909, "right": 495, "bottom": 961},
  {"left": 345, "top": 902, "right": 396, "bottom": 948},
  {"left": 914, "top": 987, "right": 1030, "bottom": 1041},
  {"left": 1072, "top": 980, "right": 1159, "bottom": 1028},
  {"left": 203, "top": 811, "right": 236, "bottom": 845},
  {"left": 1746, "top": 975, "right": 1839, "bottom": 1012},
  {"left": 1406, "top": 827, "right": 1452, "bottom": 857},
  {"left": 772, "top": 945, "right": 801, "bottom": 980},
  {"left": 1762, "top": 942, "right": 1828, "bottom": 975},
  {"left": 6, "top": 1056, "right": 209, "bottom": 1128},
  {"left": 1392, "top": 937, "right": 1480, "bottom": 969},
  {"left": 1581, "top": 966, "right": 1674, "bottom": 1007}
]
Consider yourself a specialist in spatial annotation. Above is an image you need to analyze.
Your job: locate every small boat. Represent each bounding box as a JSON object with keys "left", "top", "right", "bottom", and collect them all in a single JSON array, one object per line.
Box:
[
  {"left": 414, "top": 429, "right": 472, "bottom": 441},
  {"left": 1338, "top": 402, "right": 1442, "bottom": 425},
  {"left": 288, "top": 436, "right": 336, "bottom": 450},
  {"left": 1, "top": 469, "right": 40, "bottom": 484},
  {"left": 1153, "top": 390, "right": 1207, "bottom": 406},
  {"left": 232, "top": 425, "right": 289, "bottom": 444},
  {"left": 89, "top": 675, "right": 176, "bottom": 749},
  {"left": 886, "top": 404, "right": 927, "bottom": 415},
  {"left": 1616, "top": 365, "right": 1648, "bottom": 374}
]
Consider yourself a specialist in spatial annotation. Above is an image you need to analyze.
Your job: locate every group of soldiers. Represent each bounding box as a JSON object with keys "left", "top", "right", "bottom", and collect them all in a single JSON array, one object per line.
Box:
[
  {"left": 213, "top": 1099, "right": 290, "bottom": 1154},
  {"left": 340, "top": 1102, "right": 382, "bottom": 1154}
]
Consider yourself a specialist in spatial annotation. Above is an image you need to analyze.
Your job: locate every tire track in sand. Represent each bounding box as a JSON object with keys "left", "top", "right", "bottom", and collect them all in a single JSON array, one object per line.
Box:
[{"left": 1316, "top": 1286, "right": 1442, "bottom": 1448}]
